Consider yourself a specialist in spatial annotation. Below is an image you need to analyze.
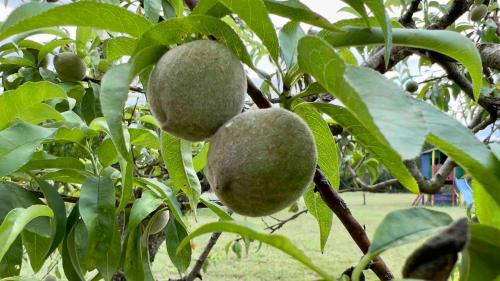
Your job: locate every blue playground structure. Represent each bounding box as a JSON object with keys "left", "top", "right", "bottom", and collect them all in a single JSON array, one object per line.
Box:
[
  {"left": 413, "top": 148, "right": 474, "bottom": 206},
  {"left": 456, "top": 179, "right": 474, "bottom": 206}
]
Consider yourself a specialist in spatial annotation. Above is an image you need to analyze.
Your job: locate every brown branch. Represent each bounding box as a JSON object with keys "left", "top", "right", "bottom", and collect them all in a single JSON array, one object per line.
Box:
[
  {"left": 247, "top": 77, "right": 272, "bottom": 108},
  {"left": 84, "top": 77, "right": 144, "bottom": 93},
  {"left": 430, "top": 56, "right": 499, "bottom": 118},
  {"left": 314, "top": 170, "right": 394, "bottom": 280},
  {"left": 478, "top": 43, "right": 500, "bottom": 70},
  {"left": 347, "top": 166, "right": 399, "bottom": 192},
  {"left": 428, "top": 0, "right": 473, "bottom": 30},
  {"left": 170, "top": 232, "right": 223, "bottom": 281},
  {"left": 363, "top": 0, "right": 474, "bottom": 73},
  {"left": 399, "top": 0, "right": 422, "bottom": 28},
  {"left": 265, "top": 210, "right": 308, "bottom": 233}
]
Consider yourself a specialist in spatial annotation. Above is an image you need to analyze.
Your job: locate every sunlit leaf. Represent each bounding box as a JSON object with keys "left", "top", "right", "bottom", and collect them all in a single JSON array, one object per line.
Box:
[
  {"left": 0, "top": 2, "right": 152, "bottom": 41},
  {"left": 178, "top": 221, "right": 334, "bottom": 281}
]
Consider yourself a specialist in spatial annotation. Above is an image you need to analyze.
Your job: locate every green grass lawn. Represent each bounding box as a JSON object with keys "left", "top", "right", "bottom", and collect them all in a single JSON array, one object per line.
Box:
[{"left": 152, "top": 193, "right": 467, "bottom": 281}]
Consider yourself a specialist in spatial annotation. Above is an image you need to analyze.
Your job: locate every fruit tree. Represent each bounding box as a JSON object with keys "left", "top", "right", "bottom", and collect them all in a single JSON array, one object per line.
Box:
[{"left": 0, "top": 0, "right": 499, "bottom": 280}]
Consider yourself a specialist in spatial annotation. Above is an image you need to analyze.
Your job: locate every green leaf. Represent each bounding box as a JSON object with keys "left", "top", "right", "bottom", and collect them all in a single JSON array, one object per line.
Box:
[
  {"left": 363, "top": 0, "right": 392, "bottom": 64},
  {"left": 124, "top": 192, "right": 162, "bottom": 281},
  {"left": 16, "top": 103, "right": 64, "bottom": 126},
  {"left": 409, "top": 98, "right": 500, "bottom": 207},
  {"left": 298, "top": 36, "right": 425, "bottom": 160},
  {"left": 98, "top": 138, "right": 118, "bottom": 168},
  {"left": 0, "top": 2, "right": 152, "bottom": 41},
  {"left": 124, "top": 228, "right": 152, "bottom": 281},
  {"left": 473, "top": 181, "right": 500, "bottom": 228},
  {"left": 461, "top": 224, "right": 500, "bottom": 281},
  {"left": 298, "top": 36, "right": 500, "bottom": 200},
  {"left": 38, "top": 39, "right": 73, "bottom": 63},
  {"left": 320, "top": 27, "right": 483, "bottom": 99},
  {"left": 104, "top": 37, "right": 138, "bottom": 61},
  {"left": 490, "top": 143, "right": 500, "bottom": 161},
  {"left": 303, "top": 187, "right": 332, "bottom": 253},
  {"left": 218, "top": 0, "right": 279, "bottom": 61},
  {"left": 97, "top": 228, "right": 121, "bottom": 281},
  {"left": 165, "top": 216, "right": 191, "bottom": 273},
  {"left": 20, "top": 156, "right": 85, "bottom": 172},
  {"left": 369, "top": 208, "right": 453, "bottom": 255},
  {"left": 160, "top": 132, "right": 201, "bottom": 215},
  {"left": 134, "top": 15, "right": 252, "bottom": 67},
  {"left": 0, "top": 205, "right": 54, "bottom": 263},
  {"left": 41, "top": 169, "right": 89, "bottom": 184},
  {"left": 22, "top": 179, "right": 66, "bottom": 272},
  {"left": 137, "top": 178, "right": 187, "bottom": 229},
  {"left": 100, "top": 64, "right": 133, "bottom": 162},
  {"left": 33, "top": 179, "right": 66, "bottom": 257},
  {"left": 100, "top": 45, "right": 167, "bottom": 162},
  {"left": 127, "top": 192, "right": 163, "bottom": 232},
  {"left": 177, "top": 221, "right": 334, "bottom": 281},
  {"left": 129, "top": 128, "right": 160, "bottom": 150},
  {"left": 340, "top": 0, "right": 370, "bottom": 26},
  {"left": 297, "top": 38, "right": 418, "bottom": 192},
  {"left": 294, "top": 103, "right": 340, "bottom": 189},
  {"left": 263, "top": 0, "right": 340, "bottom": 31},
  {"left": 0, "top": 122, "right": 56, "bottom": 177},
  {"left": 72, "top": 220, "right": 91, "bottom": 273},
  {"left": 200, "top": 197, "right": 232, "bottom": 221},
  {"left": 0, "top": 81, "right": 66, "bottom": 130},
  {"left": 60, "top": 206, "right": 85, "bottom": 281},
  {"left": 144, "top": 0, "right": 162, "bottom": 23},
  {"left": 118, "top": 159, "right": 135, "bottom": 213},
  {"left": 279, "top": 21, "right": 305, "bottom": 71},
  {"left": 79, "top": 176, "right": 116, "bottom": 269},
  {"left": 0, "top": 238, "right": 22, "bottom": 278},
  {"left": 193, "top": 143, "right": 209, "bottom": 173}
]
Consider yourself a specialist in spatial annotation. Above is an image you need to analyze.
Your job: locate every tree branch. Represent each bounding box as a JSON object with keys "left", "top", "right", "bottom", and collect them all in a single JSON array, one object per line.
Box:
[
  {"left": 265, "top": 210, "right": 308, "bottom": 233},
  {"left": 84, "top": 77, "right": 144, "bottom": 93},
  {"left": 399, "top": 0, "right": 422, "bottom": 28},
  {"left": 478, "top": 43, "right": 500, "bottom": 70},
  {"left": 403, "top": 112, "right": 496, "bottom": 194},
  {"left": 430, "top": 55, "right": 499, "bottom": 118},
  {"left": 363, "top": 0, "right": 474, "bottom": 73},
  {"left": 347, "top": 165, "right": 399, "bottom": 192},
  {"left": 170, "top": 232, "right": 223, "bottom": 281},
  {"left": 313, "top": 170, "right": 394, "bottom": 280}
]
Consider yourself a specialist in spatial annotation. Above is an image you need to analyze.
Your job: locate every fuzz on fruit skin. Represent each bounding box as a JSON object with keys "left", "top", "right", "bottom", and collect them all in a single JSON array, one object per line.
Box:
[
  {"left": 148, "top": 40, "right": 246, "bottom": 141},
  {"left": 207, "top": 108, "right": 318, "bottom": 217},
  {"left": 53, "top": 52, "right": 86, "bottom": 82},
  {"left": 470, "top": 4, "right": 488, "bottom": 22},
  {"left": 405, "top": 80, "right": 418, "bottom": 92}
]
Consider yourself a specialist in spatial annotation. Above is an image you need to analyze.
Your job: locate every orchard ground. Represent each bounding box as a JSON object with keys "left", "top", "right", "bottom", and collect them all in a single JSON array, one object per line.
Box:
[{"left": 153, "top": 193, "right": 466, "bottom": 280}]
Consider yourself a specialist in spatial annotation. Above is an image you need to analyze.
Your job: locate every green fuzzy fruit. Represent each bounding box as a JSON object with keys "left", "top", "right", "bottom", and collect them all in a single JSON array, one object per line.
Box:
[
  {"left": 207, "top": 108, "right": 317, "bottom": 217},
  {"left": 470, "top": 4, "right": 488, "bottom": 22},
  {"left": 53, "top": 52, "right": 86, "bottom": 82},
  {"left": 148, "top": 40, "right": 246, "bottom": 141},
  {"left": 148, "top": 210, "right": 170, "bottom": 235},
  {"left": 44, "top": 275, "right": 58, "bottom": 281},
  {"left": 405, "top": 80, "right": 419, "bottom": 92}
]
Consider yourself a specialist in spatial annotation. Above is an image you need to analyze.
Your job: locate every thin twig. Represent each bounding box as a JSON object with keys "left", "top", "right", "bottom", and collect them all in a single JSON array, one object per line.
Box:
[
  {"left": 265, "top": 210, "right": 308, "bottom": 233},
  {"left": 169, "top": 232, "right": 223, "bottom": 281},
  {"left": 84, "top": 77, "right": 145, "bottom": 93}
]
